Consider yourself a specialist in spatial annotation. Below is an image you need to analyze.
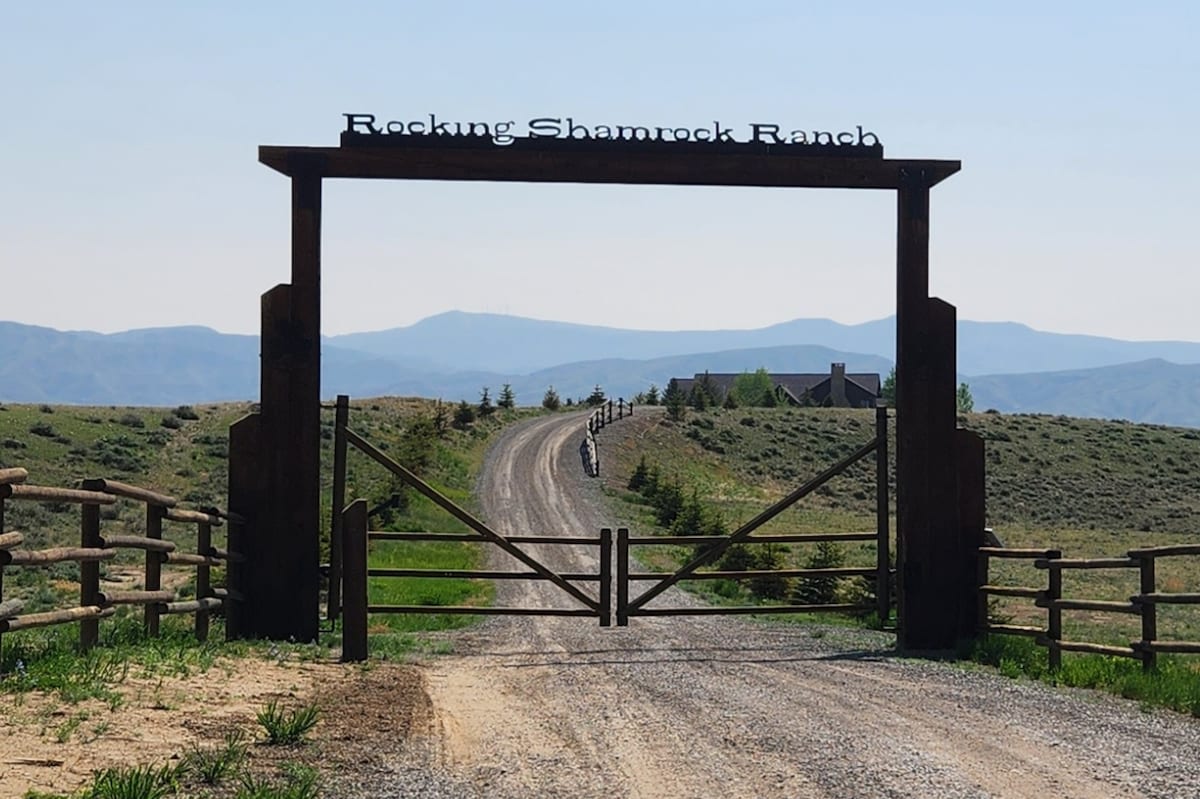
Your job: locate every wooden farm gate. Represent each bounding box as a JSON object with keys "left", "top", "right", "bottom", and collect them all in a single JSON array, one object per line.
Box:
[
  {"left": 327, "top": 397, "right": 611, "bottom": 661},
  {"left": 618, "top": 406, "right": 892, "bottom": 625}
]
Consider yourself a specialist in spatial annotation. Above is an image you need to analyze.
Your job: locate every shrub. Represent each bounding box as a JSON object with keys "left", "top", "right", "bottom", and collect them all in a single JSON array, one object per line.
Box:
[
  {"left": 29, "top": 422, "right": 56, "bottom": 437},
  {"left": 173, "top": 405, "right": 200, "bottom": 420},
  {"left": 542, "top": 386, "right": 561, "bottom": 411},
  {"left": 628, "top": 456, "right": 650, "bottom": 492},
  {"left": 452, "top": 400, "right": 475, "bottom": 430},
  {"left": 117, "top": 413, "right": 145, "bottom": 428},
  {"left": 86, "top": 763, "right": 180, "bottom": 799},
  {"left": 791, "top": 541, "right": 844, "bottom": 605}
]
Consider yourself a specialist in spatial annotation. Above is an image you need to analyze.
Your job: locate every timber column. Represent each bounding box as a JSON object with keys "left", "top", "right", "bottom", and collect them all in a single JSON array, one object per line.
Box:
[
  {"left": 895, "top": 168, "right": 964, "bottom": 651},
  {"left": 243, "top": 168, "right": 322, "bottom": 641}
]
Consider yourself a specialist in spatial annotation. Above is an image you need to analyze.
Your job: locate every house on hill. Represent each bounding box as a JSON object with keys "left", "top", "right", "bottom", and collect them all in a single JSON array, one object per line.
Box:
[{"left": 673, "top": 363, "right": 880, "bottom": 408}]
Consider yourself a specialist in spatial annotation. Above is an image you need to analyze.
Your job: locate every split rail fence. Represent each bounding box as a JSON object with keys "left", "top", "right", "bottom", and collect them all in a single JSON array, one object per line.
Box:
[
  {"left": 0, "top": 466, "right": 241, "bottom": 660},
  {"left": 582, "top": 398, "right": 633, "bottom": 477},
  {"left": 979, "top": 543, "right": 1200, "bottom": 671}
]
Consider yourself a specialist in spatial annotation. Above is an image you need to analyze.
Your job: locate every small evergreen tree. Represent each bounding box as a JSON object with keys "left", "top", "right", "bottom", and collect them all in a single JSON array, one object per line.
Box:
[
  {"left": 957, "top": 382, "right": 975, "bottom": 413},
  {"left": 498, "top": 383, "right": 516, "bottom": 409},
  {"left": 645, "top": 384, "right": 660, "bottom": 405},
  {"left": 653, "top": 477, "right": 685, "bottom": 527},
  {"left": 542, "top": 386, "right": 561, "bottom": 411},
  {"left": 881, "top": 367, "right": 897, "bottom": 405},
  {"left": 722, "top": 391, "right": 738, "bottom": 410},
  {"left": 432, "top": 400, "right": 449, "bottom": 436},
  {"left": 628, "top": 456, "right": 650, "bottom": 492},
  {"left": 586, "top": 384, "right": 607, "bottom": 407},
  {"left": 689, "top": 384, "right": 710, "bottom": 411},
  {"left": 664, "top": 378, "right": 687, "bottom": 421},
  {"left": 791, "top": 541, "right": 845, "bottom": 605},
  {"left": 478, "top": 387, "right": 495, "bottom": 417},
  {"left": 669, "top": 490, "right": 706, "bottom": 537},
  {"left": 452, "top": 400, "right": 475, "bottom": 430},
  {"left": 640, "top": 464, "right": 661, "bottom": 501}
]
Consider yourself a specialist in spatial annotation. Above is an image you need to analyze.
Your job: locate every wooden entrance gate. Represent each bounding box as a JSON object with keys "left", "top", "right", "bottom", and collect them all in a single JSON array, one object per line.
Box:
[
  {"left": 617, "top": 406, "right": 891, "bottom": 625},
  {"left": 243, "top": 129, "right": 969, "bottom": 650}
]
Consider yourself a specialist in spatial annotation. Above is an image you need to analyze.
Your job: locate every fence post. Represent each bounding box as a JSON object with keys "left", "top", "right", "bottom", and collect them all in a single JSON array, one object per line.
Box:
[
  {"left": 607, "top": 400, "right": 613, "bottom": 424},
  {"left": 341, "top": 499, "right": 368, "bottom": 662},
  {"left": 145, "top": 504, "right": 165, "bottom": 637},
  {"left": 616, "top": 528, "right": 629, "bottom": 626},
  {"left": 329, "top": 394, "right": 350, "bottom": 622},
  {"left": 629, "top": 401, "right": 633, "bottom": 416},
  {"left": 875, "top": 405, "right": 890, "bottom": 628},
  {"left": 599, "top": 528, "right": 612, "bottom": 627},
  {"left": 1139, "top": 554, "right": 1158, "bottom": 672},
  {"left": 1046, "top": 549, "right": 1062, "bottom": 671},
  {"left": 79, "top": 480, "right": 103, "bottom": 650},
  {"left": 195, "top": 521, "right": 212, "bottom": 642},
  {"left": 977, "top": 549, "right": 990, "bottom": 635},
  {"left": 0, "top": 496, "right": 5, "bottom": 660}
]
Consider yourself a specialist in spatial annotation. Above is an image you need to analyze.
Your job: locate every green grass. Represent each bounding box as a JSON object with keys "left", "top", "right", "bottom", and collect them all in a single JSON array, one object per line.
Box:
[{"left": 971, "top": 635, "right": 1200, "bottom": 717}]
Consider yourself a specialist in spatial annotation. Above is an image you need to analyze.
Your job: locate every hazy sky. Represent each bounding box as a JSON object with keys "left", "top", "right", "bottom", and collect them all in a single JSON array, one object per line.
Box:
[{"left": 3, "top": 3, "right": 1197, "bottom": 341}]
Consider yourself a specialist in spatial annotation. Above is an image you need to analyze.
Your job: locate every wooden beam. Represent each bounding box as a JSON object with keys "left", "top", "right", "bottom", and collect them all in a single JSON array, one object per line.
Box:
[{"left": 259, "top": 145, "right": 960, "bottom": 190}]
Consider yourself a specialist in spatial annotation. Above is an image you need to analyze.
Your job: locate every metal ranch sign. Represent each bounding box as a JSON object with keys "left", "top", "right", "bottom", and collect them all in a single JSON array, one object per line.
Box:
[{"left": 342, "top": 113, "right": 883, "bottom": 156}]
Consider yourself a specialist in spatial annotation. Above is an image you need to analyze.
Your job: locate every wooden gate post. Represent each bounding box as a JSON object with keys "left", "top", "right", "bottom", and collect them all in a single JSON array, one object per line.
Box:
[
  {"left": 875, "top": 406, "right": 891, "bottom": 627},
  {"left": 341, "top": 499, "right": 368, "bottom": 662},
  {"left": 616, "top": 528, "right": 629, "bottom": 626},
  {"left": 225, "top": 412, "right": 260, "bottom": 640},
  {"left": 328, "top": 394, "right": 350, "bottom": 622},
  {"left": 599, "top": 528, "right": 613, "bottom": 627},
  {"left": 956, "top": 429, "right": 986, "bottom": 642},
  {"left": 239, "top": 169, "right": 323, "bottom": 643},
  {"left": 895, "top": 166, "right": 965, "bottom": 651}
]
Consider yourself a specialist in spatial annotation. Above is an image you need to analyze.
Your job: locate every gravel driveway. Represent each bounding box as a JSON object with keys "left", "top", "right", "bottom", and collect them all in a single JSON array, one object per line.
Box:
[{"left": 346, "top": 411, "right": 1200, "bottom": 799}]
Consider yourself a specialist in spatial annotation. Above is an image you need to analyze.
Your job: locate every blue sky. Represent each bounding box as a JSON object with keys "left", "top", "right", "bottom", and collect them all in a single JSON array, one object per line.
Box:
[{"left": 2, "top": 2, "right": 1196, "bottom": 340}]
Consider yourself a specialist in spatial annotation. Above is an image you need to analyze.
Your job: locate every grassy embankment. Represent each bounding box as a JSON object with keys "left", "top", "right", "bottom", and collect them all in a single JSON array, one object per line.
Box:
[
  {"left": 0, "top": 398, "right": 539, "bottom": 665},
  {"left": 600, "top": 405, "right": 1200, "bottom": 713}
]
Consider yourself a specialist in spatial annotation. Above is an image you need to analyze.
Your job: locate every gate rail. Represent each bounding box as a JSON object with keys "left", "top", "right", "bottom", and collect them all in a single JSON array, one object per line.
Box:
[{"left": 617, "top": 406, "right": 892, "bottom": 626}]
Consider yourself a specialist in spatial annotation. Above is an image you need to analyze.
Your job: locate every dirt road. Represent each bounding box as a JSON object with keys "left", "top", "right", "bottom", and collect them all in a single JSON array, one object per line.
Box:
[{"left": 414, "top": 411, "right": 1200, "bottom": 799}]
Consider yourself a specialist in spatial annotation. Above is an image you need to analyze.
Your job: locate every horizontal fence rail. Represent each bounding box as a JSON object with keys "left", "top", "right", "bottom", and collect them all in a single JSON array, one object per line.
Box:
[
  {"left": 979, "top": 543, "right": 1200, "bottom": 671},
  {"left": 0, "top": 469, "right": 242, "bottom": 663}
]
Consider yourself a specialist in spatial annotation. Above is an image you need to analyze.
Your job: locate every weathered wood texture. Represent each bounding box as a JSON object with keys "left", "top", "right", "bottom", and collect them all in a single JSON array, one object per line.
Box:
[
  {"left": 0, "top": 599, "right": 24, "bottom": 619},
  {"left": 4, "top": 547, "right": 116, "bottom": 566},
  {"left": 98, "top": 589, "right": 175, "bottom": 606},
  {"left": 1, "top": 606, "right": 115, "bottom": 633},
  {"left": 2, "top": 485, "right": 115, "bottom": 505},
  {"left": 165, "top": 508, "right": 223, "bottom": 526},
  {"left": 90, "top": 479, "right": 177, "bottom": 508},
  {"left": 0, "top": 532, "right": 24, "bottom": 550},
  {"left": 101, "top": 535, "right": 176, "bottom": 553},
  {"left": 0, "top": 468, "right": 28, "bottom": 486}
]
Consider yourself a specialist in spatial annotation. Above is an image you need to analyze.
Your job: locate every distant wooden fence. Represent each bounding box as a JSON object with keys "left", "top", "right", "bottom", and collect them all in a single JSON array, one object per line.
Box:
[
  {"left": 979, "top": 543, "right": 1200, "bottom": 671},
  {"left": 582, "top": 399, "right": 633, "bottom": 477},
  {"left": 0, "top": 467, "right": 242, "bottom": 660}
]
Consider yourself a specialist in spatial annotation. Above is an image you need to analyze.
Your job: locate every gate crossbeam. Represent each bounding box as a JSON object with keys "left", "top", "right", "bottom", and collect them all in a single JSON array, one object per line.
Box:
[
  {"left": 626, "top": 437, "right": 879, "bottom": 613},
  {"left": 343, "top": 428, "right": 600, "bottom": 611}
]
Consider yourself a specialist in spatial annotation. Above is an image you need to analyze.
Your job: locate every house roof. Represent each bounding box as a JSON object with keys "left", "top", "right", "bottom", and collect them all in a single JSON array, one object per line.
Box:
[{"left": 680, "top": 372, "right": 881, "bottom": 398}]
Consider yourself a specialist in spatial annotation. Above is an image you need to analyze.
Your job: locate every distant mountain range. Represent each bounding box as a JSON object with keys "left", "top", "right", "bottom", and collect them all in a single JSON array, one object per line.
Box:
[{"left": 3, "top": 313, "right": 1200, "bottom": 427}]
